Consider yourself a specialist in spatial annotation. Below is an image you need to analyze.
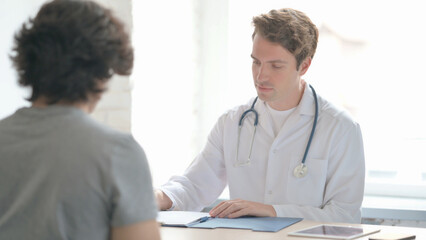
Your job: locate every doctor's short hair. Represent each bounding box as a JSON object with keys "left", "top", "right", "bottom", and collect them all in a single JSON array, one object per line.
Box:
[
  {"left": 252, "top": 8, "right": 319, "bottom": 70},
  {"left": 10, "top": 0, "right": 133, "bottom": 104}
]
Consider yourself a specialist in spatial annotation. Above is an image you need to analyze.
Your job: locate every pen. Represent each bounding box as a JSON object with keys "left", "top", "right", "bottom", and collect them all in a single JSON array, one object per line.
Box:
[{"left": 198, "top": 216, "right": 210, "bottom": 223}]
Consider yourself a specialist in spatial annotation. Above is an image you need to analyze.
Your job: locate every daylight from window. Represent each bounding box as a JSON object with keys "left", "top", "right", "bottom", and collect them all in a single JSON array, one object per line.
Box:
[{"left": 132, "top": 0, "right": 426, "bottom": 200}]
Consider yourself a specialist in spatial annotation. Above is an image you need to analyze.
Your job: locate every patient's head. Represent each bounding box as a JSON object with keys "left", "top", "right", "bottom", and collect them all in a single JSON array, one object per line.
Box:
[{"left": 11, "top": 0, "right": 133, "bottom": 106}]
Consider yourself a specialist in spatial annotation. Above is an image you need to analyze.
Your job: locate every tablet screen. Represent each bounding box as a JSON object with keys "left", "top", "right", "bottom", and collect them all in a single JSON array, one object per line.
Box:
[{"left": 288, "top": 224, "right": 380, "bottom": 239}]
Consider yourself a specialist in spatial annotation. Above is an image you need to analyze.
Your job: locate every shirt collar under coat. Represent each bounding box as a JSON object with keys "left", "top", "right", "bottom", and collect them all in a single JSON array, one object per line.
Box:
[{"left": 253, "top": 82, "right": 317, "bottom": 139}]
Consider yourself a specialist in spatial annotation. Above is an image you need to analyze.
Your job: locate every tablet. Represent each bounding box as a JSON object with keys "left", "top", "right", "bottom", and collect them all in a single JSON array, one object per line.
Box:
[{"left": 288, "top": 224, "right": 380, "bottom": 239}]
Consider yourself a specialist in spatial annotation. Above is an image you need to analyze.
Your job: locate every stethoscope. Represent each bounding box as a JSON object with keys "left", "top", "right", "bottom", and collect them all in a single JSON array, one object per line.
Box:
[{"left": 234, "top": 85, "right": 319, "bottom": 178}]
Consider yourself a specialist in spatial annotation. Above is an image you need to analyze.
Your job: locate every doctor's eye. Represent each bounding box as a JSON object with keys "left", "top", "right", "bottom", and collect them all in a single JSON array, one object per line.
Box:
[
  {"left": 272, "top": 64, "right": 284, "bottom": 69},
  {"left": 252, "top": 60, "right": 260, "bottom": 65}
]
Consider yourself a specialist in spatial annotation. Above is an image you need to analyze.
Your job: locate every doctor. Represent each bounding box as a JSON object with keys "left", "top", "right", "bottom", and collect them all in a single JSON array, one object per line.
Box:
[{"left": 156, "top": 8, "right": 365, "bottom": 223}]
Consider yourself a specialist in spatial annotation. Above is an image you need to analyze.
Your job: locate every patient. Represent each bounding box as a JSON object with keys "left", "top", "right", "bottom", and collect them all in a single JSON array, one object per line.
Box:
[{"left": 0, "top": 0, "right": 160, "bottom": 239}]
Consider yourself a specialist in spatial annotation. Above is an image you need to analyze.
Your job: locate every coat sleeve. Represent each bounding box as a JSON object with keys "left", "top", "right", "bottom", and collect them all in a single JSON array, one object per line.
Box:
[
  {"left": 273, "top": 123, "right": 365, "bottom": 223},
  {"left": 160, "top": 114, "right": 228, "bottom": 211}
]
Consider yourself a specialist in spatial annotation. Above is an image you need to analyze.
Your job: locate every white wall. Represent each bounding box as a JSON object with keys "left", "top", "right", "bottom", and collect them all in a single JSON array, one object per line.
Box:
[
  {"left": 131, "top": 0, "right": 198, "bottom": 187},
  {"left": 0, "top": 1, "right": 41, "bottom": 119},
  {"left": 0, "top": 0, "right": 133, "bottom": 132}
]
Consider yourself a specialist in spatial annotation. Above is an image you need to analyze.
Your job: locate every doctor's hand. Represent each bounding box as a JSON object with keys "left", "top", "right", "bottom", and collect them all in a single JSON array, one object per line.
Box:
[
  {"left": 209, "top": 199, "right": 277, "bottom": 218},
  {"left": 154, "top": 189, "right": 173, "bottom": 210}
]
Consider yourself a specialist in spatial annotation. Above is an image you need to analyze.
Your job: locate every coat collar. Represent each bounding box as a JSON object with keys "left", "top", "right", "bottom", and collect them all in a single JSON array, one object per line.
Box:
[
  {"left": 253, "top": 82, "right": 317, "bottom": 138},
  {"left": 295, "top": 82, "right": 317, "bottom": 117}
]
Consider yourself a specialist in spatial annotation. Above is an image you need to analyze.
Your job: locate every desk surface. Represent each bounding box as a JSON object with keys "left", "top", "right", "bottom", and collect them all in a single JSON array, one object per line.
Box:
[{"left": 161, "top": 220, "right": 426, "bottom": 240}]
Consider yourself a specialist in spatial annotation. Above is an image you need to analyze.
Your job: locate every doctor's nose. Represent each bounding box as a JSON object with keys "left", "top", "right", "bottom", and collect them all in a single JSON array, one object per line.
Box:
[{"left": 254, "top": 65, "right": 269, "bottom": 82}]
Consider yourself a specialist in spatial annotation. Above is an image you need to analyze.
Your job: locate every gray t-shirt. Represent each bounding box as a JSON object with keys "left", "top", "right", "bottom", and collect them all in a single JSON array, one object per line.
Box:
[{"left": 0, "top": 106, "right": 157, "bottom": 239}]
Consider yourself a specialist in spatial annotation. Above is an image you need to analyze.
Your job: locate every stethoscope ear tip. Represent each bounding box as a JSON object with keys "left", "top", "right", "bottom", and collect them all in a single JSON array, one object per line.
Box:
[{"left": 234, "top": 161, "right": 251, "bottom": 167}]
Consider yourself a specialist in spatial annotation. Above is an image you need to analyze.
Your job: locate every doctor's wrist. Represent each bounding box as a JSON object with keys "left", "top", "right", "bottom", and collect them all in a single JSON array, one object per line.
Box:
[
  {"left": 154, "top": 189, "right": 173, "bottom": 210},
  {"left": 267, "top": 204, "right": 277, "bottom": 217}
]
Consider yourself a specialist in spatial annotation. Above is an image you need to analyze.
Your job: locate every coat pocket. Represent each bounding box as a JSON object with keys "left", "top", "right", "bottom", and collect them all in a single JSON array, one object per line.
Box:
[{"left": 286, "top": 155, "right": 328, "bottom": 207}]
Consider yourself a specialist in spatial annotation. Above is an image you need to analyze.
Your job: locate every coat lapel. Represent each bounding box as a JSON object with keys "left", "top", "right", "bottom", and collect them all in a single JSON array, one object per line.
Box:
[
  {"left": 255, "top": 100, "right": 275, "bottom": 139},
  {"left": 259, "top": 83, "right": 317, "bottom": 149}
]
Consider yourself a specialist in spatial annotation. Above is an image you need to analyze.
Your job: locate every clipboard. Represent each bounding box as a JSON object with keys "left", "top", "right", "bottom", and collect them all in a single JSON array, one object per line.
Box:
[{"left": 157, "top": 211, "right": 303, "bottom": 232}]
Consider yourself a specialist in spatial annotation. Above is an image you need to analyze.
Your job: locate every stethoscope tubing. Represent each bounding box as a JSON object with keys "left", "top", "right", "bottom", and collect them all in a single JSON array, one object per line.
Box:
[
  {"left": 301, "top": 85, "right": 318, "bottom": 165},
  {"left": 239, "top": 97, "right": 259, "bottom": 127},
  {"left": 235, "top": 85, "right": 319, "bottom": 170}
]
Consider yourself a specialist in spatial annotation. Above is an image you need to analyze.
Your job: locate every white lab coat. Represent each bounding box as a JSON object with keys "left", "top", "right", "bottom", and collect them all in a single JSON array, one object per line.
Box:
[{"left": 161, "top": 84, "right": 365, "bottom": 223}]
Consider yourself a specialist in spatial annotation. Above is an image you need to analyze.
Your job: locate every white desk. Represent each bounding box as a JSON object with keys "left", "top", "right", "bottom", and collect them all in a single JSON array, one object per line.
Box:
[{"left": 161, "top": 220, "right": 426, "bottom": 240}]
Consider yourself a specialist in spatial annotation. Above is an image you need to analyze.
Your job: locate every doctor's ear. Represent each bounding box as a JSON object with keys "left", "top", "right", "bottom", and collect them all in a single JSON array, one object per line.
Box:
[{"left": 299, "top": 57, "right": 312, "bottom": 76}]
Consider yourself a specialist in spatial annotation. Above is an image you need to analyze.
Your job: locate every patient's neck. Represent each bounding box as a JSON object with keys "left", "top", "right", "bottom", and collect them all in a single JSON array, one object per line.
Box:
[{"left": 32, "top": 96, "right": 96, "bottom": 114}]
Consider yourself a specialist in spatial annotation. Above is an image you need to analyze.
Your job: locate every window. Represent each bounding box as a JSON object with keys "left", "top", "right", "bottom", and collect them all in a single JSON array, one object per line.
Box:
[{"left": 132, "top": 0, "right": 426, "bottom": 200}]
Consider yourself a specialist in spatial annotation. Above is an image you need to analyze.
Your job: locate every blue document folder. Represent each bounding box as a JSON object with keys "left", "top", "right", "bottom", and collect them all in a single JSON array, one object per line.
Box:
[
  {"left": 158, "top": 211, "right": 302, "bottom": 232},
  {"left": 189, "top": 216, "right": 303, "bottom": 232}
]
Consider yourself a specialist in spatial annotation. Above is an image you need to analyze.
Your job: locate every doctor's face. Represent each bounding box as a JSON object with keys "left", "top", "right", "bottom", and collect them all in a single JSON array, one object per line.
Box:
[{"left": 251, "top": 34, "right": 310, "bottom": 110}]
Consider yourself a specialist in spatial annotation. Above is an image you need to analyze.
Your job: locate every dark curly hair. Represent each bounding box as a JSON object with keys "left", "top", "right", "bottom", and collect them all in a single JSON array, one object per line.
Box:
[
  {"left": 252, "top": 8, "right": 318, "bottom": 70},
  {"left": 10, "top": 0, "right": 133, "bottom": 104}
]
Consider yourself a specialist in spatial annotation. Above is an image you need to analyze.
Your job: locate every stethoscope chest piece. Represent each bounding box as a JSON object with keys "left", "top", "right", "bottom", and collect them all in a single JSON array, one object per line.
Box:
[{"left": 293, "top": 163, "right": 308, "bottom": 178}]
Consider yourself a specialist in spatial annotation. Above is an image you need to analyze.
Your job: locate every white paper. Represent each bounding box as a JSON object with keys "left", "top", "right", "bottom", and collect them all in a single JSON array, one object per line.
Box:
[{"left": 157, "top": 211, "right": 211, "bottom": 226}]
